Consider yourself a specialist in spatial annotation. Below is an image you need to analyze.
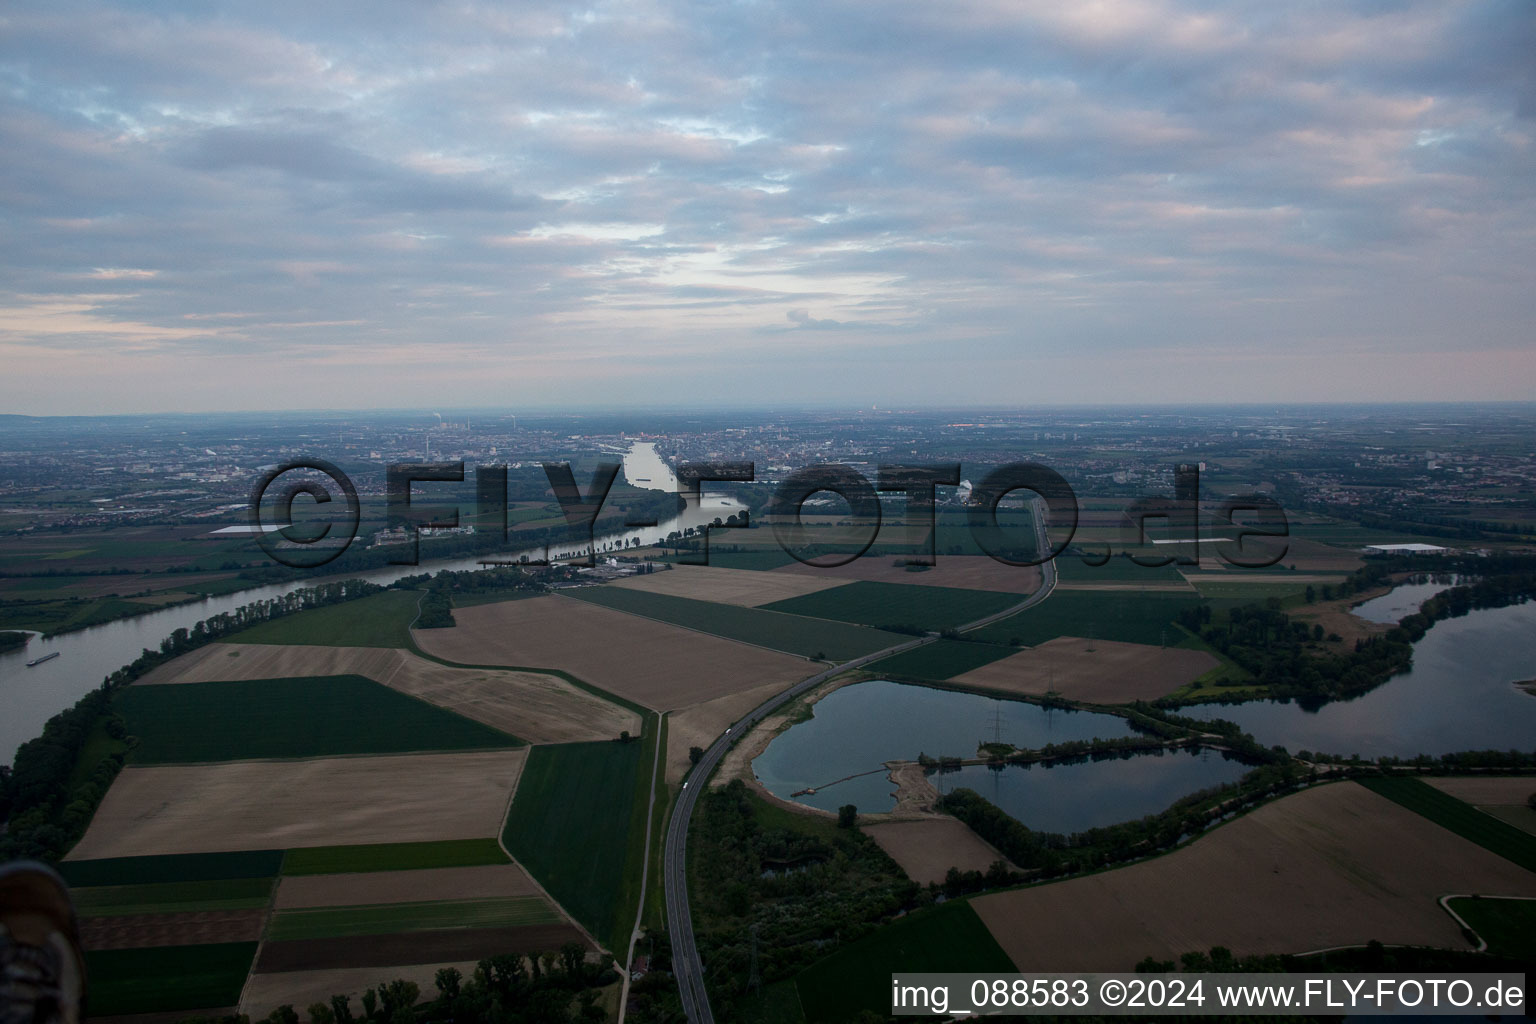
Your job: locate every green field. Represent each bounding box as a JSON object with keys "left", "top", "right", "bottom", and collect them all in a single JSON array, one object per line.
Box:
[
  {"left": 762, "top": 581, "right": 1021, "bottom": 632},
  {"left": 865, "top": 638, "right": 1017, "bottom": 680},
  {"left": 663, "top": 549, "right": 801, "bottom": 571},
  {"left": 503, "top": 739, "right": 645, "bottom": 952},
  {"left": 59, "top": 850, "right": 284, "bottom": 888},
  {"left": 266, "top": 896, "right": 557, "bottom": 940},
  {"left": 74, "top": 877, "right": 274, "bottom": 917},
  {"left": 1447, "top": 897, "right": 1536, "bottom": 960},
  {"left": 83, "top": 942, "right": 258, "bottom": 1015},
  {"left": 1053, "top": 554, "right": 1189, "bottom": 583},
  {"left": 118, "top": 675, "right": 521, "bottom": 762},
  {"left": 565, "top": 586, "right": 894, "bottom": 660},
  {"left": 794, "top": 901, "right": 1015, "bottom": 1023},
  {"left": 230, "top": 589, "right": 424, "bottom": 647},
  {"left": 281, "top": 838, "right": 510, "bottom": 875},
  {"left": 0, "top": 595, "right": 163, "bottom": 635},
  {"left": 966, "top": 589, "right": 1202, "bottom": 647},
  {"left": 1358, "top": 777, "right": 1536, "bottom": 872}
]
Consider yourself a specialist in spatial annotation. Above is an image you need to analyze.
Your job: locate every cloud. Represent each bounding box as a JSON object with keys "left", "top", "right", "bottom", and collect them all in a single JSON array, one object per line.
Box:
[{"left": 0, "top": 0, "right": 1532, "bottom": 411}]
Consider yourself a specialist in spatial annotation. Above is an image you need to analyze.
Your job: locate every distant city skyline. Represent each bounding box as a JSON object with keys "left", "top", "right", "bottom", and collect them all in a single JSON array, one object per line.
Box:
[{"left": 3, "top": 1, "right": 1533, "bottom": 414}]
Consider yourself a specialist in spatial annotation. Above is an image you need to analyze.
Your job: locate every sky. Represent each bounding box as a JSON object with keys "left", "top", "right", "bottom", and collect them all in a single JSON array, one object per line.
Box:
[{"left": 2, "top": 0, "right": 1534, "bottom": 414}]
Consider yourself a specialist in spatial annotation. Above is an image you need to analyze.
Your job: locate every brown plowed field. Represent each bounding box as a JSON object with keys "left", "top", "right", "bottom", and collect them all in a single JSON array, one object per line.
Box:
[
  {"left": 971, "top": 781, "right": 1536, "bottom": 972},
  {"left": 69, "top": 750, "right": 526, "bottom": 859},
  {"left": 608, "top": 564, "right": 849, "bottom": 606},
  {"left": 275, "top": 864, "right": 542, "bottom": 910},
  {"left": 241, "top": 961, "right": 479, "bottom": 1018},
  {"left": 664, "top": 679, "right": 792, "bottom": 784},
  {"left": 411, "top": 595, "right": 813, "bottom": 711},
  {"left": 865, "top": 818, "right": 1016, "bottom": 886},
  {"left": 133, "top": 642, "right": 636, "bottom": 744},
  {"left": 80, "top": 909, "right": 266, "bottom": 950},
  {"left": 254, "top": 924, "right": 587, "bottom": 972},
  {"left": 950, "top": 637, "right": 1217, "bottom": 704},
  {"left": 774, "top": 555, "right": 1042, "bottom": 594}
]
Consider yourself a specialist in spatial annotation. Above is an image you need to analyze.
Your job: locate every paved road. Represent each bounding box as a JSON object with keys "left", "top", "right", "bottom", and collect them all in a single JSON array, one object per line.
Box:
[{"left": 663, "top": 500, "right": 1058, "bottom": 1024}]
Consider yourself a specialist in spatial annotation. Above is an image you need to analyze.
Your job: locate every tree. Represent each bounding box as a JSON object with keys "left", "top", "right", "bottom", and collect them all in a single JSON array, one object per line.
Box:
[
  {"left": 308, "top": 1004, "right": 335, "bottom": 1024},
  {"left": 619, "top": 730, "right": 631, "bottom": 743},
  {"left": 689, "top": 745, "right": 704, "bottom": 765},
  {"left": 330, "top": 995, "right": 353, "bottom": 1024},
  {"left": 838, "top": 804, "right": 858, "bottom": 828},
  {"left": 266, "top": 1007, "right": 299, "bottom": 1024},
  {"left": 434, "top": 967, "right": 461, "bottom": 1004},
  {"left": 560, "top": 940, "right": 587, "bottom": 980}
]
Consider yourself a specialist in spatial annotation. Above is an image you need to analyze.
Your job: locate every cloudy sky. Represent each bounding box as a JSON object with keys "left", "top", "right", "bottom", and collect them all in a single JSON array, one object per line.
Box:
[{"left": 2, "top": 0, "right": 1533, "bottom": 413}]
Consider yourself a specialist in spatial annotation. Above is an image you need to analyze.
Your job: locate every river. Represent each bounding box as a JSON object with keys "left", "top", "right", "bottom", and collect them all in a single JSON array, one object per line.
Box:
[{"left": 0, "top": 441, "right": 740, "bottom": 764}]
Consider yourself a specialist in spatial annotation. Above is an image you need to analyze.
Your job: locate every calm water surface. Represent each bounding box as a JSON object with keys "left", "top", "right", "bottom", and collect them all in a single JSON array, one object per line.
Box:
[
  {"left": 1190, "top": 600, "right": 1536, "bottom": 758},
  {"left": 754, "top": 679, "right": 1135, "bottom": 814},
  {"left": 1350, "top": 576, "right": 1460, "bottom": 624}
]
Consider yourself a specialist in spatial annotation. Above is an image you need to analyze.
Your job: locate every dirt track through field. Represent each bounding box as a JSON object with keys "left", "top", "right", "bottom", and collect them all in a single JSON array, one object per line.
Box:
[
  {"left": 275, "top": 864, "right": 542, "bottom": 909},
  {"left": 865, "top": 818, "right": 1017, "bottom": 886},
  {"left": 609, "top": 564, "right": 849, "bottom": 606},
  {"left": 774, "top": 555, "right": 1042, "bottom": 594},
  {"left": 68, "top": 750, "right": 527, "bottom": 859},
  {"left": 972, "top": 781, "right": 1536, "bottom": 971},
  {"left": 950, "top": 638, "right": 1217, "bottom": 704},
  {"left": 412, "top": 595, "right": 815, "bottom": 710},
  {"left": 80, "top": 909, "right": 266, "bottom": 950},
  {"left": 133, "top": 642, "right": 638, "bottom": 744}
]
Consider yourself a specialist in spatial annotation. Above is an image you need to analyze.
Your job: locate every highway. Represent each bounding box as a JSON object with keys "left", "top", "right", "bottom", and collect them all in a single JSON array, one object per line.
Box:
[{"left": 662, "top": 499, "right": 1058, "bottom": 1023}]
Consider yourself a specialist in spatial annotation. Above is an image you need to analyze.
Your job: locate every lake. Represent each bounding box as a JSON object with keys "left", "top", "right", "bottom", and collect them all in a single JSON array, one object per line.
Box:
[
  {"left": 753, "top": 679, "right": 1136, "bottom": 814},
  {"left": 1350, "top": 575, "right": 1461, "bottom": 624}
]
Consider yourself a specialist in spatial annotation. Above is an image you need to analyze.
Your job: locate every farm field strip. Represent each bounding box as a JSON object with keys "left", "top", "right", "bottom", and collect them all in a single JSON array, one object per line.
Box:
[
  {"left": 413, "top": 594, "right": 815, "bottom": 710},
  {"left": 280, "top": 837, "right": 510, "bottom": 875},
  {"left": 60, "top": 850, "right": 285, "bottom": 887},
  {"left": 70, "top": 749, "right": 527, "bottom": 859},
  {"left": 965, "top": 588, "right": 1202, "bottom": 647},
  {"left": 949, "top": 637, "right": 1218, "bottom": 704},
  {"left": 83, "top": 941, "right": 258, "bottom": 1016},
  {"left": 864, "top": 818, "right": 1017, "bottom": 886},
  {"left": 771, "top": 554, "right": 1043, "bottom": 594},
  {"left": 565, "top": 584, "right": 894, "bottom": 660},
  {"left": 608, "top": 563, "right": 850, "bottom": 606},
  {"left": 971, "top": 782, "right": 1536, "bottom": 972},
  {"left": 253, "top": 924, "right": 588, "bottom": 973},
  {"left": 229, "top": 590, "right": 424, "bottom": 647},
  {"left": 275, "top": 863, "right": 539, "bottom": 908},
  {"left": 761, "top": 580, "right": 1022, "bottom": 631},
  {"left": 1358, "top": 777, "right": 1536, "bottom": 872},
  {"left": 118, "top": 674, "right": 522, "bottom": 762},
  {"left": 864, "top": 637, "right": 1017, "bottom": 680},
  {"left": 135, "top": 642, "right": 636, "bottom": 744},
  {"left": 74, "top": 877, "right": 275, "bottom": 917},
  {"left": 266, "top": 896, "right": 558, "bottom": 940}
]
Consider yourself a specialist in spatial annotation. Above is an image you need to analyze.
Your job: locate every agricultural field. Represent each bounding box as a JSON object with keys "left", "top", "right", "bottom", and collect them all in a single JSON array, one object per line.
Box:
[
  {"left": 231, "top": 589, "right": 424, "bottom": 647},
  {"left": 666, "top": 679, "right": 792, "bottom": 784},
  {"left": 863, "top": 638, "right": 1017, "bottom": 680},
  {"left": 966, "top": 589, "right": 1202, "bottom": 647},
  {"left": 609, "top": 563, "right": 848, "bottom": 606},
  {"left": 266, "top": 896, "right": 559, "bottom": 940},
  {"left": 863, "top": 818, "right": 1015, "bottom": 886},
  {"left": 1425, "top": 776, "right": 1536, "bottom": 837},
  {"left": 565, "top": 585, "right": 894, "bottom": 660},
  {"left": 1052, "top": 555, "right": 1190, "bottom": 585},
  {"left": 74, "top": 877, "right": 274, "bottom": 917},
  {"left": 970, "top": 782, "right": 1536, "bottom": 971},
  {"left": 949, "top": 637, "right": 1218, "bottom": 704},
  {"left": 138, "top": 642, "right": 639, "bottom": 743},
  {"left": 275, "top": 863, "right": 537, "bottom": 907},
  {"left": 502, "top": 739, "right": 647, "bottom": 953},
  {"left": 69, "top": 749, "right": 527, "bottom": 858},
  {"left": 794, "top": 902, "right": 1014, "bottom": 1023},
  {"left": 1358, "top": 777, "right": 1536, "bottom": 871},
  {"left": 1447, "top": 897, "right": 1536, "bottom": 960},
  {"left": 84, "top": 942, "right": 258, "bottom": 1015},
  {"left": 772, "top": 554, "right": 1042, "bottom": 594},
  {"left": 760, "top": 580, "right": 1023, "bottom": 632},
  {"left": 239, "top": 962, "right": 482, "bottom": 1018},
  {"left": 413, "top": 594, "right": 814, "bottom": 710},
  {"left": 281, "top": 839, "right": 510, "bottom": 876},
  {"left": 60, "top": 850, "right": 286, "bottom": 888},
  {"left": 117, "top": 675, "right": 521, "bottom": 762}
]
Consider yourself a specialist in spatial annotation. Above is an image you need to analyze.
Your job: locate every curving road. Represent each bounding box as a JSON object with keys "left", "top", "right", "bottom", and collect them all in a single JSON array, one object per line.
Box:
[{"left": 663, "top": 499, "right": 1058, "bottom": 1023}]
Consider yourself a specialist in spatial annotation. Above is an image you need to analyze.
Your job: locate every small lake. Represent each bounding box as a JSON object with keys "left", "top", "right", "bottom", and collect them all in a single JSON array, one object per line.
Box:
[
  {"left": 1350, "top": 575, "right": 1461, "bottom": 624},
  {"left": 753, "top": 679, "right": 1135, "bottom": 814},
  {"left": 937, "top": 746, "right": 1253, "bottom": 835},
  {"left": 1190, "top": 600, "right": 1536, "bottom": 758}
]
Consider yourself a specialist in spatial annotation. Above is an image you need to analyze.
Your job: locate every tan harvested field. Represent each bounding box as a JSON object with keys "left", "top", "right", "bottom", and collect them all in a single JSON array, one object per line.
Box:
[
  {"left": 865, "top": 818, "right": 1016, "bottom": 886},
  {"left": 68, "top": 750, "right": 526, "bottom": 859},
  {"left": 80, "top": 909, "right": 265, "bottom": 950},
  {"left": 134, "top": 642, "right": 637, "bottom": 744},
  {"left": 774, "top": 555, "right": 1042, "bottom": 594},
  {"left": 1291, "top": 588, "right": 1394, "bottom": 647},
  {"left": 241, "top": 961, "right": 478, "bottom": 1018},
  {"left": 972, "top": 781, "right": 1536, "bottom": 972},
  {"left": 665, "top": 679, "right": 791, "bottom": 784},
  {"left": 950, "top": 638, "right": 1217, "bottom": 704},
  {"left": 608, "top": 564, "right": 849, "bottom": 606},
  {"left": 1423, "top": 775, "right": 1536, "bottom": 805},
  {"left": 412, "top": 595, "right": 814, "bottom": 711},
  {"left": 275, "top": 864, "right": 542, "bottom": 910}
]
